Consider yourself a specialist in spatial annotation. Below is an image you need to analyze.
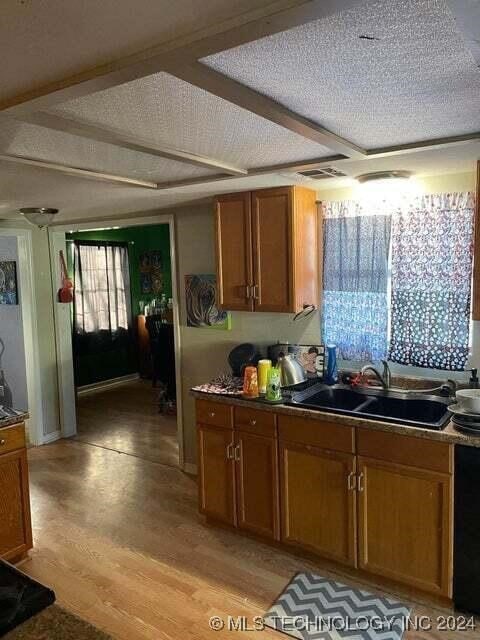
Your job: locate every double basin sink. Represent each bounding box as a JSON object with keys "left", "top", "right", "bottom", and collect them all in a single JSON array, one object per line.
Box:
[{"left": 287, "top": 383, "right": 452, "bottom": 430}]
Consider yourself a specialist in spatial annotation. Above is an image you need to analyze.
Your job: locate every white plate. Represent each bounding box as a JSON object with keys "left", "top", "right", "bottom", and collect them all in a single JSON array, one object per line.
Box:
[{"left": 448, "top": 403, "right": 480, "bottom": 417}]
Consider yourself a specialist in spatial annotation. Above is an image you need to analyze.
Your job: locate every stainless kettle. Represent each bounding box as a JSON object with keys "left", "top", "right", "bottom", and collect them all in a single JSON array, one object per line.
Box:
[{"left": 278, "top": 354, "right": 306, "bottom": 387}]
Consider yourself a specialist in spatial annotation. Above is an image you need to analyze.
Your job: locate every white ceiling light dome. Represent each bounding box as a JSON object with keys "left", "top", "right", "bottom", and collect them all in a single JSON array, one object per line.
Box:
[{"left": 19, "top": 207, "right": 59, "bottom": 228}]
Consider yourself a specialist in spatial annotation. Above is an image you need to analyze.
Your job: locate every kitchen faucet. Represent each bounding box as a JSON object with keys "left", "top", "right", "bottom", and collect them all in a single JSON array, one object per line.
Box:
[{"left": 360, "top": 359, "right": 392, "bottom": 389}]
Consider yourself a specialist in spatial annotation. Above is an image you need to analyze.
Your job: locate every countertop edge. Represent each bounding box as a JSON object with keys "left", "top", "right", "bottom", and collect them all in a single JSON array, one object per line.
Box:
[
  {"left": 0, "top": 412, "right": 29, "bottom": 430},
  {"left": 191, "top": 389, "right": 477, "bottom": 448}
]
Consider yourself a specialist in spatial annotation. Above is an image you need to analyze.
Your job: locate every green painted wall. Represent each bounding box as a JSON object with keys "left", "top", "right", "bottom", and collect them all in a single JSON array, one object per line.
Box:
[{"left": 66, "top": 224, "right": 171, "bottom": 386}]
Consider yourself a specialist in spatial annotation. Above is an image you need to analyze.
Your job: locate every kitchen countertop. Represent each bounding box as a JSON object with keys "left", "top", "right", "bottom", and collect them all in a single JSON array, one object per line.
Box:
[
  {"left": 191, "top": 389, "right": 480, "bottom": 448},
  {"left": 0, "top": 411, "right": 29, "bottom": 429}
]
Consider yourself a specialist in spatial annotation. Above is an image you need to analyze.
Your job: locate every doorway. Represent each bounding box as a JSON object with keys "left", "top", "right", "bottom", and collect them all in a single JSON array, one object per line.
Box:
[{"left": 51, "top": 216, "right": 183, "bottom": 468}]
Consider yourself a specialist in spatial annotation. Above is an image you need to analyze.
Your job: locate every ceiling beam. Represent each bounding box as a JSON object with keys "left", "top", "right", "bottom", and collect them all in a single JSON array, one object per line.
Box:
[
  {"left": 0, "top": 154, "right": 158, "bottom": 188},
  {"left": 170, "top": 63, "right": 366, "bottom": 158},
  {"left": 14, "top": 112, "right": 247, "bottom": 176},
  {"left": 0, "top": 0, "right": 365, "bottom": 115},
  {"left": 155, "top": 155, "right": 347, "bottom": 189},
  {"left": 367, "top": 132, "right": 480, "bottom": 158}
]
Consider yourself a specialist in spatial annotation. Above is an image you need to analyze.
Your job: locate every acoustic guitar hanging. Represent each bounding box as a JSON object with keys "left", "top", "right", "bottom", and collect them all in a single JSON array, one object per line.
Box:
[{"left": 58, "top": 249, "right": 74, "bottom": 303}]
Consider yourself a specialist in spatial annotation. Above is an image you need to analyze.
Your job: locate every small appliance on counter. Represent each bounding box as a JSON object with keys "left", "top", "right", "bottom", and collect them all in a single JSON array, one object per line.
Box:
[
  {"left": 228, "top": 343, "right": 261, "bottom": 377},
  {"left": 278, "top": 354, "right": 306, "bottom": 387}
]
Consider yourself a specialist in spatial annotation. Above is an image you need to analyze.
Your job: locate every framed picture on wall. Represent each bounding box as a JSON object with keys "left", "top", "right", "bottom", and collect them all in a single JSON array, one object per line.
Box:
[
  {"left": 185, "top": 274, "right": 231, "bottom": 330},
  {"left": 0, "top": 261, "right": 18, "bottom": 305}
]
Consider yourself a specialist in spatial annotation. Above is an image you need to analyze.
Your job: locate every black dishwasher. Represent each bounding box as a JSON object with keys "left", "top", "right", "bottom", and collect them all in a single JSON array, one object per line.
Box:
[{"left": 454, "top": 445, "right": 480, "bottom": 614}]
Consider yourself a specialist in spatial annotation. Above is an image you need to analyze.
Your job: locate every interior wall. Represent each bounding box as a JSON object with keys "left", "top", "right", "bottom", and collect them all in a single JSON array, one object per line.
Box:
[
  {"left": 0, "top": 221, "right": 60, "bottom": 437},
  {"left": 0, "top": 235, "right": 28, "bottom": 410}
]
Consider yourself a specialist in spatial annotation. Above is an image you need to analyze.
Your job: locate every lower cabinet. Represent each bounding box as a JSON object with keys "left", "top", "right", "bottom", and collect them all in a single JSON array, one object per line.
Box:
[
  {"left": 197, "top": 418, "right": 279, "bottom": 539},
  {"left": 0, "top": 444, "right": 33, "bottom": 561},
  {"left": 236, "top": 430, "right": 279, "bottom": 539},
  {"left": 280, "top": 442, "right": 357, "bottom": 567},
  {"left": 357, "top": 455, "right": 452, "bottom": 597},
  {"left": 196, "top": 401, "right": 454, "bottom": 599},
  {"left": 197, "top": 424, "right": 236, "bottom": 525}
]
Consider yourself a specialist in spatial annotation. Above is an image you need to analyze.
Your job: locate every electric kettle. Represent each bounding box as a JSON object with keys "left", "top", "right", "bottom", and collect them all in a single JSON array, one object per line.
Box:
[{"left": 278, "top": 354, "right": 306, "bottom": 387}]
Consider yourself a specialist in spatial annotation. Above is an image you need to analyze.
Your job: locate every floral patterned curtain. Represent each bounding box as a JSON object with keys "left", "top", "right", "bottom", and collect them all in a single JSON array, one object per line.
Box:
[
  {"left": 388, "top": 192, "right": 474, "bottom": 370},
  {"left": 322, "top": 201, "right": 391, "bottom": 361}
]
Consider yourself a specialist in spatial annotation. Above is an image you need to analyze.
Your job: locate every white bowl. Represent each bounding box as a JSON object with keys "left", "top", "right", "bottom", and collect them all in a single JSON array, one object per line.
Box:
[{"left": 455, "top": 389, "right": 480, "bottom": 414}]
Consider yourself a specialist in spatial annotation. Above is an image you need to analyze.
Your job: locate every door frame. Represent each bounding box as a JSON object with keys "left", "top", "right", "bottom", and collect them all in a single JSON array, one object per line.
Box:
[
  {"left": 49, "top": 213, "right": 185, "bottom": 469},
  {"left": 0, "top": 226, "right": 45, "bottom": 446}
]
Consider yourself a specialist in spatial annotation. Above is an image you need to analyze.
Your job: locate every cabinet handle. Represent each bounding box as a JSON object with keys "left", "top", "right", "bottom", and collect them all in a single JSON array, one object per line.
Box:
[
  {"left": 357, "top": 472, "right": 365, "bottom": 492},
  {"left": 245, "top": 284, "right": 252, "bottom": 299},
  {"left": 234, "top": 444, "right": 241, "bottom": 462},
  {"left": 208, "top": 411, "right": 216, "bottom": 418},
  {"left": 249, "top": 419, "right": 257, "bottom": 426},
  {"left": 0, "top": 439, "right": 5, "bottom": 446},
  {"left": 347, "top": 471, "right": 356, "bottom": 491},
  {"left": 226, "top": 443, "right": 234, "bottom": 459},
  {"left": 252, "top": 284, "right": 259, "bottom": 300}
]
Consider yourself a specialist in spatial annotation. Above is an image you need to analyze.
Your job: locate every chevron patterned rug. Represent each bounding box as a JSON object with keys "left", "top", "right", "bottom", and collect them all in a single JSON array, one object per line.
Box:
[{"left": 264, "top": 572, "right": 411, "bottom": 640}]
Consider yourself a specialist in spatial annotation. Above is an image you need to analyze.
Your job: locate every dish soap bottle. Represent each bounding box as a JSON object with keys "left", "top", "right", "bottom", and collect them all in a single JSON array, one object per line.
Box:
[{"left": 324, "top": 344, "right": 338, "bottom": 385}]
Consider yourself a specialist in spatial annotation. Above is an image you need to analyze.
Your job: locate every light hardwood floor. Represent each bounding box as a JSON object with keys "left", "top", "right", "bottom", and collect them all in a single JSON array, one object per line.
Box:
[
  {"left": 21, "top": 439, "right": 479, "bottom": 639},
  {"left": 75, "top": 380, "right": 179, "bottom": 467}
]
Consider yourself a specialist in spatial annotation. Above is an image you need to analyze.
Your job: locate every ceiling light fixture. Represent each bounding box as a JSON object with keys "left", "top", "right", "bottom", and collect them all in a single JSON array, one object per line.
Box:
[
  {"left": 356, "top": 170, "right": 413, "bottom": 184},
  {"left": 19, "top": 207, "right": 59, "bottom": 228}
]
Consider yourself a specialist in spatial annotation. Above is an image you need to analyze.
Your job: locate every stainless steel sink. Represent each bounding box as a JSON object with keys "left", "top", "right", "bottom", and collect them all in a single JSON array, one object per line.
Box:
[{"left": 287, "top": 383, "right": 452, "bottom": 430}]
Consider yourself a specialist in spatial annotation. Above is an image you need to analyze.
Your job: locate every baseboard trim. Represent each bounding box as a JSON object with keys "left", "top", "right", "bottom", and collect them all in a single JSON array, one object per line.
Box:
[
  {"left": 41, "top": 430, "right": 62, "bottom": 445},
  {"left": 183, "top": 462, "right": 197, "bottom": 475},
  {"left": 77, "top": 373, "right": 140, "bottom": 397}
]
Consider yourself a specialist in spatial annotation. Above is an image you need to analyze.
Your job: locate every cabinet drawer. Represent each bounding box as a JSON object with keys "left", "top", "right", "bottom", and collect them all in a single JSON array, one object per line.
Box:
[
  {"left": 235, "top": 407, "right": 276, "bottom": 437},
  {"left": 278, "top": 415, "right": 354, "bottom": 454},
  {"left": 0, "top": 424, "right": 26, "bottom": 456},
  {"left": 196, "top": 399, "right": 232, "bottom": 429},
  {"left": 357, "top": 428, "right": 452, "bottom": 474}
]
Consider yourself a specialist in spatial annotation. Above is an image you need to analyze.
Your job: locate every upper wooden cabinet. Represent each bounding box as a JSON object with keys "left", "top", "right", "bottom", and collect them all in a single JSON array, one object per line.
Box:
[{"left": 215, "top": 186, "right": 319, "bottom": 313}]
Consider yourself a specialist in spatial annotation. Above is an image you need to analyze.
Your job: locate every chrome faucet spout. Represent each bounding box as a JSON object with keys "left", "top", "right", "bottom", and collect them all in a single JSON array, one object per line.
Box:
[{"left": 360, "top": 360, "right": 392, "bottom": 389}]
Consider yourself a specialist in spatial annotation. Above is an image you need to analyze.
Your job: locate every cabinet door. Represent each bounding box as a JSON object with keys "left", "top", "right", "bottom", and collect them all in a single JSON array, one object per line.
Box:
[
  {"left": 235, "top": 431, "right": 279, "bottom": 540},
  {"left": 0, "top": 449, "right": 32, "bottom": 560},
  {"left": 215, "top": 193, "right": 253, "bottom": 311},
  {"left": 357, "top": 456, "right": 452, "bottom": 597},
  {"left": 197, "top": 424, "right": 236, "bottom": 525},
  {"left": 280, "top": 442, "right": 356, "bottom": 566},
  {"left": 251, "top": 187, "right": 294, "bottom": 312}
]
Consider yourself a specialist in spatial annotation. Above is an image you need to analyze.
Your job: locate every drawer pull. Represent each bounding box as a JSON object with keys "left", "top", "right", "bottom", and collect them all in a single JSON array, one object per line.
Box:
[
  {"left": 249, "top": 419, "right": 257, "bottom": 426},
  {"left": 0, "top": 439, "right": 5, "bottom": 446},
  {"left": 358, "top": 472, "right": 365, "bottom": 492},
  {"left": 208, "top": 411, "right": 216, "bottom": 418},
  {"left": 347, "top": 471, "right": 356, "bottom": 491}
]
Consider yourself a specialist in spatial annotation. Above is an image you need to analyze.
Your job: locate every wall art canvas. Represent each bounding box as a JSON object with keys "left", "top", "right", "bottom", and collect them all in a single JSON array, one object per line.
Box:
[
  {"left": 0, "top": 261, "right": 18, "bottom": 305},
  {"left": 140, "top": 250, "right": 163, "bottom": 294},
  {"left": 185, "top": 274, "right": 231, "bottom": 330}
]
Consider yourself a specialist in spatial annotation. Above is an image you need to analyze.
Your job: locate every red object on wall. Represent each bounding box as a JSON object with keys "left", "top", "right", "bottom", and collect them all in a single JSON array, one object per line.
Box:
[{"left": 58, "top": 250, "right": 73, "bottom": 303}]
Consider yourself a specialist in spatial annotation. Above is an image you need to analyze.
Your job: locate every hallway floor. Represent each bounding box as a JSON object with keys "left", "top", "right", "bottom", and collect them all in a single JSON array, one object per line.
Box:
[
  {"left": 21, "top": 440, "right": 477, "bottom": 640},
  {"left": 75, "top": 380, "right": 178, "bottom": 467}
]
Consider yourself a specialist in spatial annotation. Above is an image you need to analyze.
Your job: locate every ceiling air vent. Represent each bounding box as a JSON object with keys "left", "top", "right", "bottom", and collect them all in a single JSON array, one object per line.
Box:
[{"left": 298, "top": 167, "right": 347, "bottom": 179}]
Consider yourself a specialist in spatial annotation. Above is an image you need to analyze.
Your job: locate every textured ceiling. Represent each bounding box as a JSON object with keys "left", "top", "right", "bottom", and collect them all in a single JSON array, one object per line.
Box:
[
  {"left": 0, "top": 0, "right": 274, "bottom": 101},
  {"left": 203, "top": 0, "right": 480, "bottom": 148},
  {"left": 0, "top": 120, "right": 215, "bottom": 181},
  {"left": 49, "top": 72, "right": 332, "bottom": 168}
]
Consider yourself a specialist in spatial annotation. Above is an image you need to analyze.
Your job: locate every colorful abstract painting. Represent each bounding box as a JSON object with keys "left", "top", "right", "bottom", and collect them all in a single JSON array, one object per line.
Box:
[
  {"left": 185, "top": 274, "right": 231, "bottom": 330},
  {"left": 0, "top": 261, "right": 18, "bottom": 305}
]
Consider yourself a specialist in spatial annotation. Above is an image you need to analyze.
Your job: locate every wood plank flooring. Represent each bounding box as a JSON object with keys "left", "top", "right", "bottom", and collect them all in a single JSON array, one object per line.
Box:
[
  {"left": 75, "top": 380, "right": 178, "bottom": 467},
  {"left": 20, "top": 440, "right": 478, "bottom": 640}
]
